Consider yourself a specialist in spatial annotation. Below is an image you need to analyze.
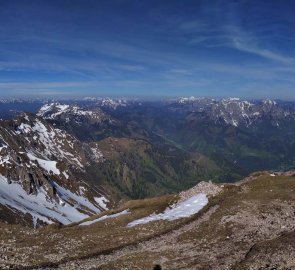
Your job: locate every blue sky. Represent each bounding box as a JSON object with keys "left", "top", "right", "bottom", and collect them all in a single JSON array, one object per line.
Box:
[{"left": 0, "top": 0, "right": 295, "bottom": 99}]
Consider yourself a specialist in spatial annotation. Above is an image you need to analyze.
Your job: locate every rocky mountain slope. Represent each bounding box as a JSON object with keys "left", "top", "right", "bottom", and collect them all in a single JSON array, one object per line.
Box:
[
  {"left": 102, "top": 97, "right": 295, "bottom": 180},
  {"left": 2, "top": 97, "right": 295, "bottom": 227},
  {"left": 37, "top": 103, "right": 120, "bottom": 141},
  {"left": 1, "top": 98, "right": 295, "bottom": 269},
  {"left": 0, "top": 172, "right": 294, "bottom": 269},
  {"left": 175, "top": 97, "right": 294, "bottom": 127},
  {"left": 0, "top": 102, "right": 221, "bottom": 227},
  {"left": 0, "top": 113, "right": 107, "bottom": 227},
  {"left": 35, "top": 102, "right": 221, "bottom": 199}
]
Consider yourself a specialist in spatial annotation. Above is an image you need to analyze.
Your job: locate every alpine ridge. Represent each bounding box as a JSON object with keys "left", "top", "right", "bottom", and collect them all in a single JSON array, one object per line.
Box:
[{"left": 1, "top": 97, "right": 295, "bottom": 228}]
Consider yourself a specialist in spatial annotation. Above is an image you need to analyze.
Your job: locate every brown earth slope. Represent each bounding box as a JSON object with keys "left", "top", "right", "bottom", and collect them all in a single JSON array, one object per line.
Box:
[{"left": 0, "top": 172, "right": 294, "bottom": 270}]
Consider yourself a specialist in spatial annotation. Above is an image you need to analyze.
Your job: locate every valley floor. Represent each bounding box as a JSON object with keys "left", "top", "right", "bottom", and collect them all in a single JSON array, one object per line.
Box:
[{"left": 1, "top": 172, "right": 295, "bottom": 270}]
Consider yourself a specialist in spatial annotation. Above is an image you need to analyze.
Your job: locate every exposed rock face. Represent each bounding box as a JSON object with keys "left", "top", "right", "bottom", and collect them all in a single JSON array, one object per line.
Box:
[
  {"left": 95, "top": 97, "right": 128, "bottom": 110},
  {"left": 37, "top": 103, "right": 112, "bottom": 124},
  {"left": 174, "top": 97, "right": 295, "bottom": 127},
  {"left": 37, "top": 103, "right": 119, "bottom": 142},
  {"left": 179, "top": 180, "right": 222, "bottom": 201},
  {"left": 0, "top": 113, "right": 105, "bottom": 226},
  {"left": 3, "top": 97, "right": 295, "bottom": 229}
]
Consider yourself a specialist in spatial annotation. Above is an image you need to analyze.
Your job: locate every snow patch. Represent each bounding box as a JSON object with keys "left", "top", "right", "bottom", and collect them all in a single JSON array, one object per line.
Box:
[
  {"left": 17, "top": 118, "right": 84, "bottom": 169},
  {"left": 0, "top": 176, "right": 90, "bottom": 227},
  {"left": 79, "top": 209, "right": 129, "bottom": 226},
  {"left": 94, "top": 196, "right": 109, "bottom": 210},
  {"left": 51, "top": 180, "right": 101, "bottom": 214},
  {"left": 127, "top": 193, "right": 208, "bottom": 227},
  {"left": 27, "top": 153, "right": 60, "bottom": 175}
]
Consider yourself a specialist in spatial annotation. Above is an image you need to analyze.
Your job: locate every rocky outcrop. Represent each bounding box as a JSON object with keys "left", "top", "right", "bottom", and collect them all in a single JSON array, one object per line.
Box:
[{"left": 0, "top": 114, "right": 105, "bottom": 226}]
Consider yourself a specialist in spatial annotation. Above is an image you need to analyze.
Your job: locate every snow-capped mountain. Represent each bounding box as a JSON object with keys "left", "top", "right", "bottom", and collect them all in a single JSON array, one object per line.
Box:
[
  {"left": 37, "top": 103, "right": 111, "bottom": 124},
  {"left": 178, "top": 96, "right": 212, "bottom": 104},
  {"left": 0, "top": 113, "right": 106, "bottom": 227},
  {"left": 80, "top": 97, "right": 130, "bottom": 109},
  {"left": 174, "top": 97, "right": 294, "bottom": 127},
  {"left": 210, "top": 98, "right": 291, "bottom": 127},
  {"left": 97, "top": 97, "right": 128, "bottom": 110},
  {"left": 37, "top": 103, "right": 118, "bottom": 141},
  {"left": 2, "top": 97, "right": 295, "bottom": 228}
]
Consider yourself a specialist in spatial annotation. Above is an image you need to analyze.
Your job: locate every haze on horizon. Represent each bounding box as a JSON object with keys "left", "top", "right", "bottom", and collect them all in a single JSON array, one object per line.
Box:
[{"left": 0, "top": 0, "right": 295, "bottom": 100}]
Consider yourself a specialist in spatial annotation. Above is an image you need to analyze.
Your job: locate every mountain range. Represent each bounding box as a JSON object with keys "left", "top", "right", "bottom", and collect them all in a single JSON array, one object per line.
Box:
[
  {"left": 1, "top": 97, "right": 295, "bottom": 269},
  {"left": 1, "top": 97, "right": 295, "bottom": 227}
]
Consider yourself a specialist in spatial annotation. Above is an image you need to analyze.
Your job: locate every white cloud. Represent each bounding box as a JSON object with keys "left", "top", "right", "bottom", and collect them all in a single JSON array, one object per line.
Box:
[{"left": 232, "top": 36, "right": 293, "bottom": 64}]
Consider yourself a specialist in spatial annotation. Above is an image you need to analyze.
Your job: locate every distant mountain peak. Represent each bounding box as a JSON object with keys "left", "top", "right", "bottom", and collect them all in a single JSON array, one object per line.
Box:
[
  {"left": 97, "top": 97, "right": 128, "bottom": 109},
  {"left": 37, "top": 103, "right": 111, "bottom": 125},
  {"left": 174, "top": 97, "right": 293, "bottom": 127},
  {"left": 0, "top": 114, "right": 107, "bottom": 226}
]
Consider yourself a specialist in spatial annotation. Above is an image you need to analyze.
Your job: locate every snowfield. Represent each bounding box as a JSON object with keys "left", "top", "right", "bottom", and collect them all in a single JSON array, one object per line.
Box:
[
  {"left": 52, "top": 180, "right": 101, "bottom": 214},
  {"left": 127, "top": 193, "right": 208, "bottom": 227},
  {"left": 94, "top": 196, "right": 109, "bottom": 210},
  {"left": 37, "top": 103, "right": 106, "bottom": 121},
  {"left": 17, "top": 117, "right": 85, "bottom": 169},
  {"left": 37, "top": 103, "right": 70, "bottom": 119},
  {"left": 79, "top": 209, "right": 130, "bottom": 226},
  {"left": 0, "top": 175, "right": 101, "bottom": 227},
  {"left": 27, "top": 153, "right": 60, "bottom": 175}
]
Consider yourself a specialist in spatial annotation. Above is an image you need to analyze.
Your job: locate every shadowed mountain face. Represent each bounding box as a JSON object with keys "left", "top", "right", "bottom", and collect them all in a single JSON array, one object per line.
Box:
[{"left": 1, "top": 97, "right": 295, "bottom": 226}]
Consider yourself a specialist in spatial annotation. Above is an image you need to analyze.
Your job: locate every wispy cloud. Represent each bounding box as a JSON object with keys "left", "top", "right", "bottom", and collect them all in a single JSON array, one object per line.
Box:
[
  {"left": 228, "top": 29, "right": 294, "bottom": 64},
  {"left": 0, "top": 81, "right": 97, "bottom": 88},
  {"left": 0, "top": 0, "right": 294, "bottom": 99},
  {"left": 175, "top": 18, "right": 294, "bottom": 65},
  {"left": 0, "top": 82, "right": 99, "bottom": 96}
]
